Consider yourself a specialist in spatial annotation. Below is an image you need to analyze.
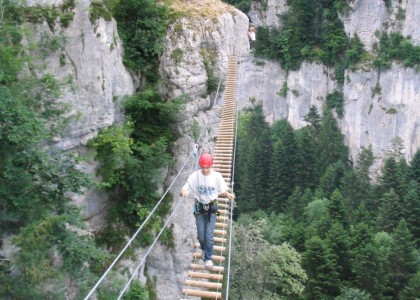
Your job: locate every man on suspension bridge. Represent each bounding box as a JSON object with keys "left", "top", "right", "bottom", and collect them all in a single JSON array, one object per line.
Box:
[{"left": 180, "top": 153, "right": 235, "bottom": 269}]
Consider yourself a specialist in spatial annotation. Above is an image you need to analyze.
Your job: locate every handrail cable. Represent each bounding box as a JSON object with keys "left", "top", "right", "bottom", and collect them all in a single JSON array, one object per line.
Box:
[
  {"left": 117, "top": 196, "right": 185, "bottom": 299},
  {"left": 118, "top": 78, "right": 224, "bottom": 299},
  {"left": 84, "top": 149, "right": 194, "bottom": 300},
  {"left": 224, "top": 62, "right": 239, "bottom": 300},
  {"left": 85, "top": 77, "right": 224, "bottom": 299}
]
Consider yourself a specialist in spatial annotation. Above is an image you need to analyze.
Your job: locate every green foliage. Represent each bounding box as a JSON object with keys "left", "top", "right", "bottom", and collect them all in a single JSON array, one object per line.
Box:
[
  {"left": 374, "top": 32, "right": 420, "bottom": 70},
  {"left": 385, "top": 220, "right": 418, "bottom": 299},
  {"left": 222, "top": 0, "right": 255, "bottom": 13},
  {"left": 21, "top": 0, "right": 76, "bottom": 30},
  {"left": 278, "top": 81, "right": 288, "bottom": 97},
  {"left": 316, "top": 106, "right": 349, "bottom": 175},
  {"left": 303, "top": 235, "right": 341, "bottom": 298},
  {"left": 90, "top": 0, "right": 113, "bottom": 23},
  {"left": 335, "top": 287, "right": 372, "bottom": 300},
  {"left": 254, "top": 0, "right": 356, "bottom": 75},
  {"left": 230, "top": 219, "right": 307, "bottom": 299},
  {"left": 170, "top": 48, "right": 183, "bottom": 64},
  {"left": 234, "top": 103, "right": 419, "bottom": 299},
  {"left": 0, "top": 9, "right": 111, "bottom": 298},
  {"left": 236, "top": 102, "right": 271, "bottom": 213},
  {"left": 90, "top": 89, "right": 181, "bottom": 246},
  {"left": 201, "top": 48, "right": 219, "bottom": 95},
  {"left": 124, "top": 88, "right": 183, "bottom": 144},
  {"left": 111, "top": 0, "right": 171, "bottom": 83},
  {"left": 371, "top": 82, "right": 382, "bottom": 97},
  {"left": 270, "top": 119, "right": 299, "bottom": 212},
  {"left": 326, "top": 91, "right": 344, "bottom": 117}
]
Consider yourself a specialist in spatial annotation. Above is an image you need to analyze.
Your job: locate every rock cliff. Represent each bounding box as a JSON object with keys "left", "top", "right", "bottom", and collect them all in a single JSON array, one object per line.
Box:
[{"left": 6, "top": 0, "right": 418, "bottom": 299}]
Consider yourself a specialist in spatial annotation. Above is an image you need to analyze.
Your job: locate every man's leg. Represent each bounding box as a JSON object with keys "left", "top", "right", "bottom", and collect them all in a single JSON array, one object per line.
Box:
[
  {"left": 195, "top": 214, "right": 206, "bottom": 257},
  {"left": 204, "top": 213, "right": 217, "bottom": 261}
]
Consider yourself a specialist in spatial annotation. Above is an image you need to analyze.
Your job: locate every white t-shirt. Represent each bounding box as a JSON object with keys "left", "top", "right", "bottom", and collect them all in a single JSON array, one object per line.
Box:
[
  {"left": 182, "top": 169, "right": 228, "bottom": 204},
  {"left": 249, "top": 31, "right": 256, "bottom": 41}
]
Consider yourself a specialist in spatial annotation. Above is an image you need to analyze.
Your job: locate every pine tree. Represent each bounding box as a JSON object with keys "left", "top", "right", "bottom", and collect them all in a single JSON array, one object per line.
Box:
[
  {"left": 316, "top": 106, "right": 349, "bottom": 176},
  {"left": 287, "top": 186, "right": 304, "bottom": 219},
  {"left": 295, "top": 127, "right": 318, "bottom": 188},
  {"left": 304, "top": 105, "right": 321, "bottom": 136},
  {"left": 385, "top": 219, "right": 418, "bottom": 300},
  {"left": 303, "top": 236, "right": 340, "bottom": 299},
  {"left": 327, "top": 189, "right": 347, "bottom": 227},
  {"left": 399, "top": 271, "right": 420, "bottom": 300},
  {"left": 403, "top": 180, "right": 420, "bottom": 246},
  {"left": 377, "top": 189, "right": 403, "bottom": 233},
  {"left": 315, "top": 161, "right": 346, "bottom": 199},
  {"left": 270, "top": 140, "right": 294, "bottom": 212},
  {"left": 236, "top": 103, "right": 272, "bottom": 213},
  {"left": 238, "top": 139, "right": 269, "bottom": 212},
  {"left": 353, "top": 243, "right": 387, "bottom": 298},
  {"left": 341, "top": 146, "right": 374, "bottom": 223},
  {"left": 378, "top": 156, "right": 403, "bottom": 199},
  {"left": 407, "top": 149, "right": 420, "bottom": 183},
  {"left": 326, "top": 222, "right": 353, "bottom": 282}
]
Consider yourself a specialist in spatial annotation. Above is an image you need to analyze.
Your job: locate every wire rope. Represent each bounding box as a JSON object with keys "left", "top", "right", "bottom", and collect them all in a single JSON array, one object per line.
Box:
[
  {"left": 84, "top": 149, "right": 195, "bottom": 300},
  {"left": 224, "top": 63, "right": 239, "bottom": 299},
  {"left": 117, "top": 196, "right": 185, "bottom": 299},
  {"left": 86, "top": 76, "right": 224, "bottom": 300}
]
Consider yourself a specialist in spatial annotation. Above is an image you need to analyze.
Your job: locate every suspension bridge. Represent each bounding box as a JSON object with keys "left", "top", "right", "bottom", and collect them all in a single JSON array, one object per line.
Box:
[{"left": 85, "top": 55, "right": 238, "bottom": 300}]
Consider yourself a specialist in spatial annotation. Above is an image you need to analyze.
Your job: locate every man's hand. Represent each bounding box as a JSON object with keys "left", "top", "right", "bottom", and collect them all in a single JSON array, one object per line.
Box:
[
  {"left": 220, "top": 191, "right": 235, "bottom": 201},
  {"left": 226, "top": 192, "right": 235, "bottom": 201},
  {"left": 179, "top": 189, "right": 189, "bottom": 198}
]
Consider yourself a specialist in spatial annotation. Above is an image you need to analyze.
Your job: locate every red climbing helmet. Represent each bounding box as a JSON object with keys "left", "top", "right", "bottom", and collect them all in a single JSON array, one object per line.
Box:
[{"left": 199, "top": 153, "right": 213, "bottom": 167}]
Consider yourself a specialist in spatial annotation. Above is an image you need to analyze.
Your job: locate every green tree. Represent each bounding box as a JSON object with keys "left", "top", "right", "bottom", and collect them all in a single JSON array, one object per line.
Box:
[
  {"left": 295, "top": 126, "right": 318, "bottom": 188},
  {"left": 303, "top": 105, "right": 321, "bottom": 135},
  {"left": 377, "top": 189, "right": 403, "bottom": 233},
  {"left": 385, "top": 219, "right": 418, "bottom": 300},
  {"left": 111, "top": 0, "right": 170, "bottom": 82},
  {"left": 327, "top": 190, "right": 347, "bottom": 227},
  {"left": 341, "top": 147, "right": 374, "bottom": 223},
  {"left": 231, "top": 219, "right": 307, "bottom": 299},
  {"left": 236, "top": 103, "right": 271, "bottom": 213},
  {"left": 303, "top": 236, "right": 340, "bottom": 299},
  {"left": 316, "top": 106, "right": 348, "bottom": 176},
  {"left": 269, "top": 138, "right": 295, "bottom": 212},
  {"left": 399, "top": 271, "right": 420, "bottom": 300},
  {"left": 377, "top": 156, "right": 404, "bottom": 200},
  {"left": 325, "top": 222, "right": 352, "bottom": 282},
  {"left": 403, "top": 180, "right": 420, "bottom": 246},
  {"left": 238, "top": 139, "right": 270, "bottom": 212},
  {"left": 352, "top": 243, "right": 387, "bottom": 298},
  {"left": 335, "top": 287, "right": 372, "bottom": 300},
  {"left": 407, "top": 149, "right": 420, "bottom": 183},
  {"left": 315, "top": 161, "right": 346, "bottom": 199}
]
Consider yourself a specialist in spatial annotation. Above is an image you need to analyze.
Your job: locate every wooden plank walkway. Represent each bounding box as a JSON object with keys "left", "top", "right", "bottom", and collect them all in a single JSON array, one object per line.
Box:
[{"left": 181, "top": 55, "right": 237, "bottom": 299}]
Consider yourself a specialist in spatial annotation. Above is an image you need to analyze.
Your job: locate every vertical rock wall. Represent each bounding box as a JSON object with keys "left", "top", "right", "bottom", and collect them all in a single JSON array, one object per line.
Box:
[{"left": 238, "top": 0, "right": 419, "bottom": 171}]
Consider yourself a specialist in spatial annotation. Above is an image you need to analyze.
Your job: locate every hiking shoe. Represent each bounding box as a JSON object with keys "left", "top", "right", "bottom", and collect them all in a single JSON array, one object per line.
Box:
[{"left": 205, "top": 260, "right": 213, "bottom": 270}]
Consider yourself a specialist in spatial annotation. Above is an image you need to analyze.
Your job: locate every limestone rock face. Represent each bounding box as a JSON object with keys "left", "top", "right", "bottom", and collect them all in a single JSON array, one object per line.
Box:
[
  {"left": 341, "top": 0, "right": 420, "bottom": 50},
  {"left": 145, "top": 2, "right": 249, "bottom": 298},
  {"left": 241, "top": 0, "right": 419, "bottom": 172},
  {"left": 29, "top": 0, "right": 134, "bottom": 151}
]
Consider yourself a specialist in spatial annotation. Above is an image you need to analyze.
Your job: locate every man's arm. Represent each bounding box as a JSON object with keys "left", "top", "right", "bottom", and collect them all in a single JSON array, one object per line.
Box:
[{"left": 219, "top": 191, "right": 235, "bottom": 201}]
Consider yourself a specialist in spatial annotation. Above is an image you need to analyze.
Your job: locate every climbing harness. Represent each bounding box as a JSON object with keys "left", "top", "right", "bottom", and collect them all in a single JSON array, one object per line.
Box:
[{"left": 194, "top": 200, "right": 220, "bottom": 221}]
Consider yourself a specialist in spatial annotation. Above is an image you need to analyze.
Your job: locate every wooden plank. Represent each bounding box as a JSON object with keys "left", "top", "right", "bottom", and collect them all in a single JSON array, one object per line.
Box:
[
  {"left": 182, "top": 289, "right": 222, "bottom": 299},
  {"left": 185, "top": 280, "right": 222, "bottom": 289},
  {"left": 188, "top": 271, "right": 223, "bottom": 280}
]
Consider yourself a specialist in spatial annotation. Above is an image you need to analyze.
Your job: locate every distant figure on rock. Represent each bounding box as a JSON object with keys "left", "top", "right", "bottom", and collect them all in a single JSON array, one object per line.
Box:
[{"left": 248, "top": 26, "right": 256, "bottom": 52}]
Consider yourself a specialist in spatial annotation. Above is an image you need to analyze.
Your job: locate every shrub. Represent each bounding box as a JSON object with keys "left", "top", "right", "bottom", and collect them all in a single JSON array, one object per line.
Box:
[{"left": 326, "top": 91, "right": 344, "bottom": 117}]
